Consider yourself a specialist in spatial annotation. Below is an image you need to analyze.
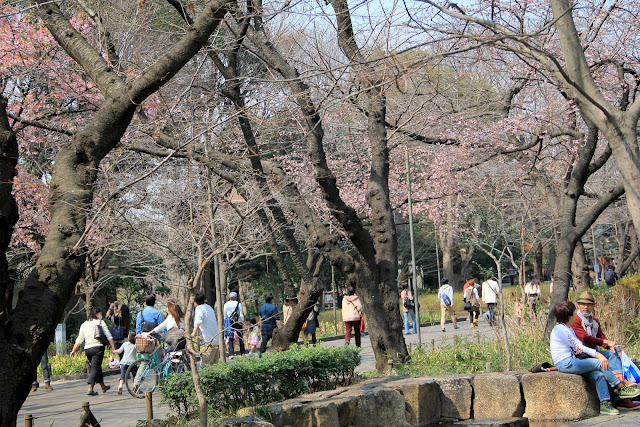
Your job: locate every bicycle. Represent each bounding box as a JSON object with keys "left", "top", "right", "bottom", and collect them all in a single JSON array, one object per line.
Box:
[{"left": 125, "top": 337, "right": 191, "bottom": 398}]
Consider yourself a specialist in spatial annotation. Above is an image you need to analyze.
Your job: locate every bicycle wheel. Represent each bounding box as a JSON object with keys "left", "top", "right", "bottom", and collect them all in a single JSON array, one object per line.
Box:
[{"left": 125, "top": 359, "right": 159, "bottom": 398}]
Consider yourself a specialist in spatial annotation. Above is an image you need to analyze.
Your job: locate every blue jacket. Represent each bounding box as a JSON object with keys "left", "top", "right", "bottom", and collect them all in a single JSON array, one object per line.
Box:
[{"left": 260, "top": 303, "right": 279, "bottom": 333}]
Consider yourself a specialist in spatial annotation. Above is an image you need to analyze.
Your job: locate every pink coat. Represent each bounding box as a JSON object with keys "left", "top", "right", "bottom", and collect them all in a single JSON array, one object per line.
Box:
[{"left": 342, "top": 295, "right": 362, "bottom": 322}]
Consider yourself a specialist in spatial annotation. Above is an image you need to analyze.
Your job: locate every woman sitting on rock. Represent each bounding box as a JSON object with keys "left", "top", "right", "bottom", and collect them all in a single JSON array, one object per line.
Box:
[{"left": 550, "top": 300, "right": 640, "bottom": 415}]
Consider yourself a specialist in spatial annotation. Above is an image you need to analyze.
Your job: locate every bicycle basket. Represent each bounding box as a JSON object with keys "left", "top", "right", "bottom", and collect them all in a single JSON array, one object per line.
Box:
[{"left": 135, "top": 335, "right": 156, "bottom": 353}]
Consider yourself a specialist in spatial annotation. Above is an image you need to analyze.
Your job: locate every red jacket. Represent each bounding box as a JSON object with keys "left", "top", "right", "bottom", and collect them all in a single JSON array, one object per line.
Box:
[{"left": 570, "top": 314, "right": 609, "bottom": 350}]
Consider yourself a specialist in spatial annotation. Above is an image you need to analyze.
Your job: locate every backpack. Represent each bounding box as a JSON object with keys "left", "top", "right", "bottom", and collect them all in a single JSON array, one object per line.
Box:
[
  {"left": 230, "top": 302, "right": 241, "bottom": 324},
  {"left": 403, "top": 295, "right": 415, "bottom": 309},
  {"left": 604, "top": 270, "right": 617, "bottom": 286},
  {"left": 442, "top": 293, "right": 452, "bottom": 307}
]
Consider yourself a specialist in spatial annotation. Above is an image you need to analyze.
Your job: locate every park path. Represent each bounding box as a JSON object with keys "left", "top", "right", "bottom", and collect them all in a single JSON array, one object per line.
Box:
[
  {"left": 21, "top": 318, "right": 636, "bottom": 426},
  {"left": 18, "top": 319, "right": 491, "bottom": 426}
]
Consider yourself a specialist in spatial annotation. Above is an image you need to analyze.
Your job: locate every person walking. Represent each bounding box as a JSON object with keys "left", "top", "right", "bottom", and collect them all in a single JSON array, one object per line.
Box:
[
  {"left": 482, "top": 276, "right": 500, "bottom": 326},
  {"left": 136, "top": 294, "right": 164, "bottom": 336},
  {"left": 70, "top": 307, "right": 117, "bottom": 395},
  {"left": 223, "top": 292, "right": 245, "bottom": 356},
  {"left": 400, "top": 284, "right": 417, "bottom": 335},
  {"left": 463, "top": 284, "right": 480, "bottom": 327},
  {"left": 191, "top": 292, "right": 220, "bottom": 365},
  {"left": 31, "top": 353, "right": 53, "bottom": 392},
  {"left": 259, "top": 293, "right": 281, "bottom": 354},
  {"left": 342, "top": 288, "right": 362, "bottom": 347},
  {"left": 438, "top": 279, "right": 457, "bottom": 332},
  {"left": 116, "top": 332, "right": 137, "bottom": 394},
  {"left": 303, "top": 302, "right": 320, "bottom": 345},
  {"left": 524, "top": 277, "right": 542, "bottom": 316}
]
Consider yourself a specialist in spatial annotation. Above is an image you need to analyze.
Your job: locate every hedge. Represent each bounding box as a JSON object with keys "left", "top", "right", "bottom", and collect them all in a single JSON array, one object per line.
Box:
[{"left": 159, "top": 345, "right": 361, "bottom": 416}]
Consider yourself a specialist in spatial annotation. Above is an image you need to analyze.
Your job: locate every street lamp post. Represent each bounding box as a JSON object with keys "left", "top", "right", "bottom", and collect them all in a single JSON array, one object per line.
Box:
[{"left": 405, "top": 146, "right": 421, "bottom": 345}]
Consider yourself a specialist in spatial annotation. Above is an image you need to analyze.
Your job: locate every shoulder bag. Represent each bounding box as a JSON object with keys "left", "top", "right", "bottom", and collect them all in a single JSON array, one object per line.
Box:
[{"left": 95, "top": 320, "right": 110, "bottom": 347}]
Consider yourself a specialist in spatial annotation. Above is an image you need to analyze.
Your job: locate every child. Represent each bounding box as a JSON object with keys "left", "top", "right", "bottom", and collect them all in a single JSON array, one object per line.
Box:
[
  {"left": 117, "top": 332, "right": 137, "bottom": 394},
  {"left": 248, "top": 317, "right": 260, "bottom": 356}
]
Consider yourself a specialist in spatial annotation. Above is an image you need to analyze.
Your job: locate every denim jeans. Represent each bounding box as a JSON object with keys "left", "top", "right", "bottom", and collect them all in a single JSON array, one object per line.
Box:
[
  {"left": 601, "top": 350, "right": 623, "bottom": 375},
  {"left": 556, "top": 356, "right": 620, "bottom": 402},
  {"left": 404, "top": 309, "right": 417, "bottom": 334}
]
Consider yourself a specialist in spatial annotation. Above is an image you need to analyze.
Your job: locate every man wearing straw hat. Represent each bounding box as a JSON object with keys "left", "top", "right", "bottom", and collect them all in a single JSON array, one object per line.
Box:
[{"left": 571, "top": 290, "right": 640, "bottom": 409}]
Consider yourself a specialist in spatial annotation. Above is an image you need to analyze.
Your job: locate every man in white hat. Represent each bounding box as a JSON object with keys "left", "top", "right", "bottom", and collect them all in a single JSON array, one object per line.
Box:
[
  {"left": 571, "top": 290, "right": 640, "bottom": 409},
  {"left": 223, "top": 291, "right": 245, "bottom": 357}
]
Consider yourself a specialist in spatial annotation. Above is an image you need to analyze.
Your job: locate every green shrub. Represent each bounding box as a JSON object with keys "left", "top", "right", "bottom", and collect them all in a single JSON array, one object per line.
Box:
[
  {"left": 159, "top": 345, "right": 361, "bottom": 416},
  {"left": 39, "top": 351, "right": 111, "bottom": 377}
]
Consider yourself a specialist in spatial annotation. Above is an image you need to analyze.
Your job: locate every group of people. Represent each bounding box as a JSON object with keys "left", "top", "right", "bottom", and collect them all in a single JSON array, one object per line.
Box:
[
  {"left": 551, "top": 290, "right": 640, "bottom": 414},
  {"left": 432, "top": 276, "right": 501, "bottom": 332}
]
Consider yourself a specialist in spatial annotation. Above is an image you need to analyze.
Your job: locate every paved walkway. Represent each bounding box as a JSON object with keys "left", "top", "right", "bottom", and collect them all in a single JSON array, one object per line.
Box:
[{"left": 18, "top": 318, "right": 638, "bottom": 426}]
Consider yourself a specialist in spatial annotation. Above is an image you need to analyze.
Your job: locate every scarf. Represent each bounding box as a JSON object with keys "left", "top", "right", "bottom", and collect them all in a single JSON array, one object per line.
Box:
[{"left": 576, "top": 310, "right": 599, "bottom": 337}]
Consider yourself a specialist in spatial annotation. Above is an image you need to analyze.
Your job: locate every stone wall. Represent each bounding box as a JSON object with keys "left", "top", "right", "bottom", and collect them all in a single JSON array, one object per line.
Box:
[{"left": 230, "top": 371, "right": 600, "bottom": 426}]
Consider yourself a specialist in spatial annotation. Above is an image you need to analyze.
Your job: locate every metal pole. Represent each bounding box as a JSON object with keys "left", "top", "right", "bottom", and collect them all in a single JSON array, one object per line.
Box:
[
  {"left": 406, "top": 146, "right": 421, "bottom": 345},
  {"left": 332, "top": 264, "right": 337, "bottom": 335},
  {"left": 435, "top": 230, "right": 441, "bottom": 287}
]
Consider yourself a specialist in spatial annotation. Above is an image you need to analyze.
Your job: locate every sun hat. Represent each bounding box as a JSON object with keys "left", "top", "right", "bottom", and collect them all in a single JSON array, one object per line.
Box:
[{"left": 576, "top": 290, "right": 595, "bottom": 304}]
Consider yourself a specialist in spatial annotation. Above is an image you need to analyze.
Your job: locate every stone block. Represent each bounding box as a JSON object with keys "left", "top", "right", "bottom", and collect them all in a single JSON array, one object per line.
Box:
[
  {"left": 431, "top": 375, "right": 474, "bottom": 420},
  {"left": 472, "top": 373, "right": 524, "bottom": 419},
  {"left": 521, "top": 372, "right": 599, "bottom": 420},
  {"left": 215, "top": 414, "right": 275, "bottom": 426},
  {"left": 343, "top": 385, "right": 412, "bottom": 427},
  {"left": 386, "top": 377, "right": 441, "bottom": 425},
  {"left": 454, "top": 417, "right": 529, "bottom": 426}
]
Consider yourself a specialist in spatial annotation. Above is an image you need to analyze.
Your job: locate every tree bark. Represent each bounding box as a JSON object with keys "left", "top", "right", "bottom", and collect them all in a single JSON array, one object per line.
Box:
[{"left": 0, "top": 1, "right": 230, "bottom": 423}]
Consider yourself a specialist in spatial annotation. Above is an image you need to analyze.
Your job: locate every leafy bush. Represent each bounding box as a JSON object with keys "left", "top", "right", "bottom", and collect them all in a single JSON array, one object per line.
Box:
[
  {"left": 160, "top": 345, "right": 360, "bottom": 416},
  {"left": 39, "top": 351, "right": 111, "bottom": 376}
]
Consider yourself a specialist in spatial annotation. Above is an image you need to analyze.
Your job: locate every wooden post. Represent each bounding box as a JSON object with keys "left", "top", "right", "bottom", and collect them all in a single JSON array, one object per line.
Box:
[
  {"left": 24, "top": 414, "right": 33, "bottom": 427},
  {"left": 486, "top": 362, "right": 492, "bottom": 372},
  {"left": 430, "top": 339, "right": 435, "bottom": 352},
  {"left": 476, "top": 334, "right": 480, "bottom": 344},
  {"left": 146, "top": 392, "right": 154, "bottom": 420}
]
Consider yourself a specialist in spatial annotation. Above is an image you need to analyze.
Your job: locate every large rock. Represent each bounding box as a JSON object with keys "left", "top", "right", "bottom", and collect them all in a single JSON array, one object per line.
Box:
[
  {"left": 341, "top": 385, "right": 412, "bottom": 427},
  {"left": 386, "top": 378, "right": 441, "bottom": 425},
  {"left": 430, "top": 375, "right": 474, "bottom": 420},
  {"left": 521, "top": 372, "right": 599, "bottom": 420},
  {"left": 472, "top": 373, "right": 524, "bottom": 419},
  {"left": 214, "top": 414, "right": 275, "bottom": 426}
]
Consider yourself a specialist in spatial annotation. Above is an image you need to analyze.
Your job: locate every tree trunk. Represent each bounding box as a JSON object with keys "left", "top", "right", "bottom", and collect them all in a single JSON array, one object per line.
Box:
[
  {"left": 548, "top": 242, "right": 557, "bottom": 278},
  {"left": 0, "top": 1, "right": 230, "bottom": 423},
  {"left": 572, "top": 241, "right": 590, "bottom": 292},
  {"left": 532, "top": 242, "right": 543, "bottom": 279}
]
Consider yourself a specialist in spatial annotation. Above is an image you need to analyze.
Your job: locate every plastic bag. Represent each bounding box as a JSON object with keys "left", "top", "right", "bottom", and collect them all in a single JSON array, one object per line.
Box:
[
  {"left": 109, "top": 357, "right": 120, "bottom": 369},
  {"left": 620, "top": 351, "right": 640, "bottom": 383}
]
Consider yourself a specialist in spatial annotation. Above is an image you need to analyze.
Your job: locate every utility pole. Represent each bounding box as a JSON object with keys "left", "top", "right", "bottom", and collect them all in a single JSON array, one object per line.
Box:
[{"left": 406, "top": 146, "right": 421, "bottom": 344}]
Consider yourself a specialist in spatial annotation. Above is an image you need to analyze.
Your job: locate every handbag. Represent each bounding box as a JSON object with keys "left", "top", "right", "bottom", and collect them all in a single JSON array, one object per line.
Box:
[
  {"left": 111, "top": 325, "right": 127, "bottom": 341},
  {"left": 135, "top": 334, "right": 156, "bottom": 353},
  {"left": 463, "top": 301, "right": 471, "bottom": 311},
  {"left": 95, "top": 320, "right": 109, "bottom": 346}
]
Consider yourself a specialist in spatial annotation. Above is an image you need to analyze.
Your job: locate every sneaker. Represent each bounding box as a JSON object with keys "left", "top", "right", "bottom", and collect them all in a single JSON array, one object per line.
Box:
[
  {"left": 600, "top": 401, "right": 619, "bottom": 415},
  {"left": 615, "top": 399, "right": 640, "bottom": 410},
  {"left": 442, "top": 328, "right": 446, "bottom": 332},
  {"left": 618, "top": 384, "right": 640, "bottom": 399},
  {"left": 117, "top": 386, "right": 123, "bottom": 395},
  {"left": 101, "top": 385, "right": 111, "bottom": 393},
  {"left": 454, "top": 326, "right": 459, "bottom": 329},
  {"left": 87, "top": 390, "right": 99, "bottom": 396}
]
